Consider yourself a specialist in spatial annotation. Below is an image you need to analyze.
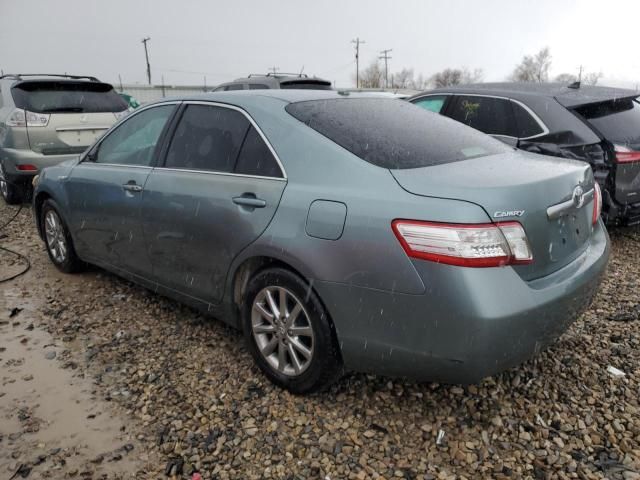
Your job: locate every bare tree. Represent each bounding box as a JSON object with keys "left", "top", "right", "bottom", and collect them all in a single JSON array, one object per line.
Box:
[
  {"left": 554, "top": 73, "right": 578, "bottom": 83},
  {"left": 583, "top": 71, "right": 603, "bottom": 86},
  {"left": 511, "top": 47, "right": 552, "bottom": 82},
  {"left": 411, "top": 73, "right": 430, "bottom": 90},
  {"left": 359, "top": 60, "right": 384, "bottom": 88},
  {"left": 392, "top": 68, "right": 414, "bottom": 89},
  {"left": 429, "top": 67, "right": 484, "bottom": 88}
]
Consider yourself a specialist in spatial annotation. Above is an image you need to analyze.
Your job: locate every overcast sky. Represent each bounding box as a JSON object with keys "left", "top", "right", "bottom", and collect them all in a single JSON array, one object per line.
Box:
[{"left": 1, "top": 0, "right": 638, "bottom": 89}]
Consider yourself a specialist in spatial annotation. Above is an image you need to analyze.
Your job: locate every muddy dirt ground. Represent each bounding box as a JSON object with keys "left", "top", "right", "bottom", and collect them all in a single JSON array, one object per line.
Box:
[{"left": 1, "top": 201, "right": 639, "bottom": 480}]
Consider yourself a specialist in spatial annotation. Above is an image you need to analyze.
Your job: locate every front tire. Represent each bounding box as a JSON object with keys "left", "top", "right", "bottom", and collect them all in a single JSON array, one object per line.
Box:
[
  {"left": 40, "top": 199, "right": 84, "bottom": 273},
  {"left": 242, "top": 267, "right": 342, "bottom": 394}
]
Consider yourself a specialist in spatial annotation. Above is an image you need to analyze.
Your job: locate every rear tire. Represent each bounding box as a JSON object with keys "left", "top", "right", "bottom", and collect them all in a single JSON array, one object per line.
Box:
[
  {"left": 0, "top": 176, "right": 24, "bottom": 205},
  {"left": 40, "top": 199, "right": 85, "bottom": 273},
  {"left": 242, "top": 267, "right": 342, "bottom": 394}
]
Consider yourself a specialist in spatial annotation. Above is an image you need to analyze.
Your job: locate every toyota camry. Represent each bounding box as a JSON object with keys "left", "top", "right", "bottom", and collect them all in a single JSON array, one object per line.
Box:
[{"left": 32, "top": 91, "right": 610, "bottom": 393}]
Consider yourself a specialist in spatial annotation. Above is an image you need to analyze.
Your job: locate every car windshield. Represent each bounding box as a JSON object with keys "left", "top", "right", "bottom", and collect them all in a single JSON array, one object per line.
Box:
[
  {"left": 11, "top": 81, "right": 128, "bottom": 113},
  {"left": 286, "top": 97, "right": 508, "bottom": 169},
  {"left": 575, "top": 97, "right": 640, "bottom": 148}
]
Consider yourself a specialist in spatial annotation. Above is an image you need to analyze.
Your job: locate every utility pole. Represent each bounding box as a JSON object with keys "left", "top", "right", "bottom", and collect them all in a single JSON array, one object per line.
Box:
[
  {"left": 141, "top": 37, "right": 152, "bottom": 85},
  {"left": 118, "top": 74, "right": 123, "bottom": 92},
  {"left": 351, "top": 38, "right": 365, "bottom": 88},
  {"left": 379, "top": 49, "right": 392, "bottom": 89},
  {"left": 269, "top": 66, "right": 279, "bottom": 75},
  {"left": 578, "top": 65, "right": 583, "bottom": 83}
]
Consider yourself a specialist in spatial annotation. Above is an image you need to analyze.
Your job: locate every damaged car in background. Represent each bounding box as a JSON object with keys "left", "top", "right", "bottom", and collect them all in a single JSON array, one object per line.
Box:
[
  {"left": 410, "top": 83, "right": 640, "bottom": 225},
  {"left": 0, "top": 74, "right": 130, "bottom": 204},
  {"left": 32, "top": 91, "right": 609, "bottom": 393}
]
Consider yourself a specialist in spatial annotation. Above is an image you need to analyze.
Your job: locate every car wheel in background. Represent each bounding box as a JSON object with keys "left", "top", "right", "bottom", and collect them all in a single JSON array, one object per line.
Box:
[
  {"left": 243, "top": 267, "right": 342, "bottom": 394},
  {"left": 40, "top": 199, "right": 85, "bottom": 273},
  {"left": 0, "top": 172, "right": 24, "bottom": 205}
]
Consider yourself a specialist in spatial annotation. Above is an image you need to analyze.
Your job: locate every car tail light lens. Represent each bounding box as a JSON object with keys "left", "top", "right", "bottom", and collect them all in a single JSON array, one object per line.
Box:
[
  {"left": 592, "top": 182, "right": 602, "bottom": 225},
  {"left": 6, "top": 108, "right": 50, "bottom": 127},
  {"left": 17, "top": 164, "right": 38, "bottom": 171},
  {"left": 391, "top": 220, "right": 533, "bottom": 267},
  {"left": 613, "top": 144, "right": 640, "bottom": 164}
]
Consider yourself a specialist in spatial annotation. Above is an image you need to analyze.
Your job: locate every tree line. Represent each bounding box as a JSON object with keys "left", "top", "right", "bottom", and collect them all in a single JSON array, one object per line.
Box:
[{"left": 357, "top": 47, "right": 603, "bottom": 89}]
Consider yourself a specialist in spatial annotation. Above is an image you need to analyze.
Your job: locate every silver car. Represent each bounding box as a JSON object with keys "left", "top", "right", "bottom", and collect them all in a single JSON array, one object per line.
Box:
[
  {"left": 33, "top": 91, "right": 610, "bottom": 393},
  {"left": 0, "top": 74, "right": 129, "bottom": 203}
]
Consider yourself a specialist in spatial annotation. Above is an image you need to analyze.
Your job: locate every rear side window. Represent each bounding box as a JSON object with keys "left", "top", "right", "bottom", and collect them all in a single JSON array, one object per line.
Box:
[
  {"left": 447, "top": 95, "right": 516, "bottom": 137},
  {"left": 511, "top": 102, "right": 544, "bottom": 138},
  {"left": 165, "top": 105, "right": 249, "bottom": 172},
  {"left": 412, "top": 95, "right": 447, "bottom": 113},
  {"left": 235, "top": 126, "right": 282, "bottom": 177},
  {"left": 575, "top": 98, "right": 640, "bottom": 148},
  {"left": 11, "top": 81, "right": 128, "bottom": 113},
  {"left": 280, "top": 81, "right": 332, "bottom": 90},
  {"left": 285, "top": 98, "right": 508, "bottom": 169}
]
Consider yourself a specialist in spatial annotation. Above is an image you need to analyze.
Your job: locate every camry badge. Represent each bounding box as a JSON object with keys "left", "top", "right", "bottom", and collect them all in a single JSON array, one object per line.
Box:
[{"left": 494, "top": 210, "right": 525, "bottom": 218}]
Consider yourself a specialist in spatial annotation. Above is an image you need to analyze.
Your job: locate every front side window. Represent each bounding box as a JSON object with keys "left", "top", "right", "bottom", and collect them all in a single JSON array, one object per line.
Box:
[
  {"left": 165, "top": 105, "right": 249, "bottom": 172},
  {"left": 413, "top": 95, "right": 447, "bottom": 113},
  {"left": 447, "top": 95, "right": 516, "bottom": 137},
  {"left": 93, "top": 105, "right": 174, "bottom": 166}
]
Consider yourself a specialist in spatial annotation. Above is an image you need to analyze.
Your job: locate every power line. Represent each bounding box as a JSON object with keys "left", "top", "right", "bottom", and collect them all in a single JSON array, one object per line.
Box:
[
  {"left": 141, "top": 37, "right": 152, "bottom": 85},
  {"left": 379, "top": 49, "right": 392, "bottom": 89},
  {"left": 351, "top": 38, "right": 365, "bottom": 88}
]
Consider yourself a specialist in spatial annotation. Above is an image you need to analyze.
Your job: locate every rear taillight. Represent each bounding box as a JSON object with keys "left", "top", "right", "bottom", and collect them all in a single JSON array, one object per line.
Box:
[
  {"left": 392, "top": 220, "right": 533, "bottom": 268},
  {"left": 17, "top": 164, "right": 38, "bottom": 171},
  {"left": 6, "top": 108, "right": 50, "bottom": 127},
  {"left": 592, "top": 182, "right": 602, "bottom": 225},
  {"left": 613, "top": 144, "right": 640, "bottom": 164}
]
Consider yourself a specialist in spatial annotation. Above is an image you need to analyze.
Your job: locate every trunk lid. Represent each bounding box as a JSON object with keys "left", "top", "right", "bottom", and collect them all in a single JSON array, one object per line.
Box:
[
  {"left": 28, "top": 112, "right": 115, "bottom": 155},
  {"left": 390, "top": 151, "right": 595, "bottom": 280}
]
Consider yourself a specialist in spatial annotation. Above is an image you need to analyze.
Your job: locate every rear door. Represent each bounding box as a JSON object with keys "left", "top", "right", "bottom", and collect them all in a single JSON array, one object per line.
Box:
[
  {"left": 10, "top": 80, "right": 128, "bottom": 155},
  {"left": 573, "top": 98, "right": 640, "bottom": 205},
  {"left": 66, "top": 103, "right": 177, "bottom": 275},
  {"left": 141, "top": 102, "right": 286, "bottom": 303}
]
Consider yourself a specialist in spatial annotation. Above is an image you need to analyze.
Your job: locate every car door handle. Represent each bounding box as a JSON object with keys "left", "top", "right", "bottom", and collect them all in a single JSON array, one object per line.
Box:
[
  {"left": 232, "top": 195, "right": 266, "bottom": 208},
  {"left": 122, "top": 183, "right": 143, "bottom": 193}
]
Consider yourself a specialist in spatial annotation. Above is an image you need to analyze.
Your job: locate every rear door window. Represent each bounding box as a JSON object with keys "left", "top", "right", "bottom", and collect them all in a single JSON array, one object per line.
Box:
[
  {"left": 93, "top": 105, "right": 174, "bottom": 166},
  {"left": 224, "top": 84, "right": 244, "bottom": 91},
  {"left": 234, "top": 126, "right": 283, "bottom": 178},
  {"left": 164, "top": 104, "right": 250, "bottom": 172},
  {"left": 286, "top": 98, "right": 507, "bottom": 169},
  {"left": 511, "top": 101, "right": 544, "bottom": 138},
  {"left": 412, "top": 95, "right": 448, "bottom": 113},
  {"left": 249, "top": 84, "right": 269, "bottom": 90},
  {"left": 574, "top": 98, "right": 640, "bottom": 148},
  {"left": 11, "top": 81, "right": 128, "bottom": 113},
  {"left": 447, "top": 95, "right": 517, "bottom": 137}
]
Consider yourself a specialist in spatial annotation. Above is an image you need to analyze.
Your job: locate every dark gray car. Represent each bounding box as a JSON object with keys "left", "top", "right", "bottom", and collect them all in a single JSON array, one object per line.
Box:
[
  {"left": 32, "top": 91, "right": 610, "bottom": 393},
  {"left": 409, "top": 83, "right": 640, "bottom": 225}
]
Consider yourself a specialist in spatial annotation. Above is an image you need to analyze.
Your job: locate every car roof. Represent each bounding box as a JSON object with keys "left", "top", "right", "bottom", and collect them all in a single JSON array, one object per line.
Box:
[
  {"left": 422, "top": 82, "right": 639, "bottom": 108},
  {"left": 215, "top": 74, "right": 332, "bottom": 90},
  {"left": 151, "top": 89, "right": 373, "bottom": 107}
]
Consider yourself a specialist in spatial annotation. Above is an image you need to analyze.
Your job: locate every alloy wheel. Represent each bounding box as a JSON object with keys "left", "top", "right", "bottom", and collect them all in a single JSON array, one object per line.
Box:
[
  {"left": 44, "top": 210, "right": 67, "bottom": 264},
  {"left": 251, "top": 286, "right": 315, "bottom": 377}
]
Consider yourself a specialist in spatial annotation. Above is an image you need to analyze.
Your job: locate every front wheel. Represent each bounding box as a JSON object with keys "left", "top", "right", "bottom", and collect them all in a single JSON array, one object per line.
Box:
[
  {"left": 242, "top": 267, "right": 342, "bottom": 394},
  {"left": 40, "top": 199, "right": 85, "bottom": 273}
]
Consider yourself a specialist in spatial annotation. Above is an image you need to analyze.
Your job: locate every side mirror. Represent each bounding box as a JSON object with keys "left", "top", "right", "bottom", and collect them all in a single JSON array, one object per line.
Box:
[{"left": 492, "top": 135, "right": 519, "bottom": 148}]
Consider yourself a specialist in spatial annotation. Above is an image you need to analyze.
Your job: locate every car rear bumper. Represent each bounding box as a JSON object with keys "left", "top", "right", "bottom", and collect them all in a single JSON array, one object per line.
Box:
[
  {"left": 316, "top": 220, "right": 610, "bottom": 383},
  {"left": 0, "top": 147, "right": 81, "bottom": 182}
]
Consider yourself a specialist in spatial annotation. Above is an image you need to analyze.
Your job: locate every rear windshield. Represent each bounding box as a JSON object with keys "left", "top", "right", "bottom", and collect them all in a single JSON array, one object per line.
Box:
[
  {"left": 280, "top": 81, "right": 332, "bottom": 90},
  {"left": 285, "top": 98, "right": 508, "bottom": 169},
  {"left": 575, "top": 97, "right": 640, "bottom": 148},
  {"left": 11, "top": 81, "right": 128, "bottom": 114}
]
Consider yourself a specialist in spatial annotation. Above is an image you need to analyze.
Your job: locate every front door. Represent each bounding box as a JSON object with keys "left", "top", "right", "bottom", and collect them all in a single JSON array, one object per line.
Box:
[
  {"left": 66, "top": 104, "right": 176, "bottom": 276},
  {"left": 141, "top": 102, "right": 286, "bottom": 303}
]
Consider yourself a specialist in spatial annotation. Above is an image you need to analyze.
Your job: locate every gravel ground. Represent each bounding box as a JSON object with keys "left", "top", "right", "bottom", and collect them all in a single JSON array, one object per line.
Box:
[{"left": 1, "top": 201, "right": 639, "bottom": 480}]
